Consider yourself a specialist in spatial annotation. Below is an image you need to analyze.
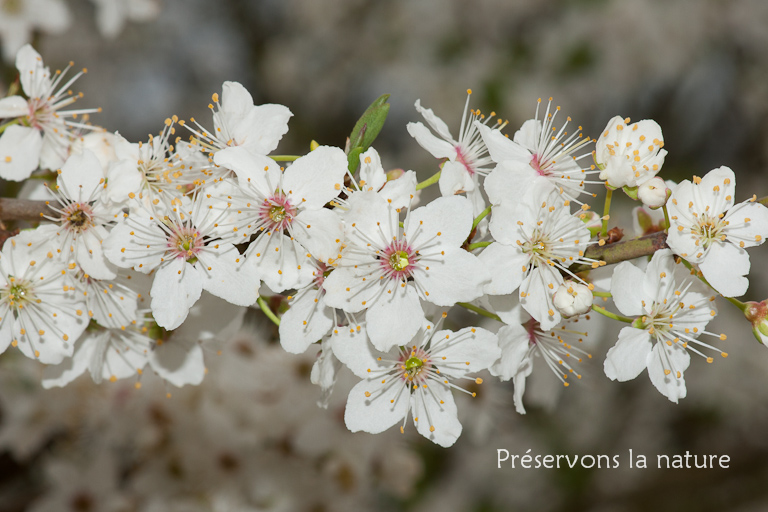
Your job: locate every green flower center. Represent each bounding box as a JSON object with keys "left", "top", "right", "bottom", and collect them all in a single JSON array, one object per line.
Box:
[
  {"left": 389, "top": 250, "right": 410, "bottom": 271},
  {"left": 405, "top": 356, "right": 423, "bottom": 379},
  {"left": 269, "top": 205, "right": 286, "bottom": 223}
]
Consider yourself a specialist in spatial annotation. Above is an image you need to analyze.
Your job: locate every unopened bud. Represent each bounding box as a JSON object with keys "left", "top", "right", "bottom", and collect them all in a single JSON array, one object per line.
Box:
[
  {"left": 553, "top": 280, "right": 593, "bottom": 318},
  {"left": 637, "top": 177, "right": 669, "bottom": 208},
  {"left": 579, "top": 211, "right": 602, "bottom": 238},
  {"left": 386, "top": 168, "right": 405, "bottom": 181},
  {"left": 745, "top": 300, "right": 768, "bottom": 345}
]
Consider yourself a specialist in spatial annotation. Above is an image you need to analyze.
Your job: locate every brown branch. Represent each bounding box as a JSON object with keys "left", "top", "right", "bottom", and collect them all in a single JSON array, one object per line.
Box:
[
  {"left": 0, "top": 198, "right": 53, "bottom": 221},
  {"left": 570, "top": 231, "right": 668, "bottom": 274}
]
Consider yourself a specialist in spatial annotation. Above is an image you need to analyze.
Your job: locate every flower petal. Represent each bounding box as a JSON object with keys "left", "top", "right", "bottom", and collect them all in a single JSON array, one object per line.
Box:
[
  {"left": 610, "top": 261, "right": 649, "bottom": 317},
  {"left": 344, "top": 378, "right": 409, "bottom": 435},
  {"left": 414, "top": 99, "right": 454, "bottom": 141},
  {"left": 604, "top": 326, "right": 652, "bottom": 382},
  {"left": 293, "top": 208, "right": 343, "bottom": 263},
  {"left": 647, "top": 342, "right": 688, "bottom": 403},
  {"left": 406, "top": 195, "right": 472, "bottom": 250},
  {"left": 411, "top": 385, "right": 462, "bottom": 447},
  {"left": 196, "top": 242, "right": 259, "bottom": 307},
  {"left": 476, "top": 122, "right": 530, "bottom": 164},
  {"left": 150, "top": 259, "right": 203, "bottom": 330},
  {"left": 414, "top": 247, "right": 488, "bottom": 305},
  {"left": 477, "top": 242, "right": 529, "bottom": 295},
  {"left": 279, "top": 291, "right": 334, "bottom": 354},
  {"left": 366, "top": 284, "right": 424, "bottom": 352},
  {"left": 489, "top": 323, "right": 531, "bottom": 381},
  {"left": 699, "top": 240, "right": 750, "bottom": 297},
  {"left": 282, "top": 146, "right": 347, "bottom": 210},
  {"left": 0, "top": 125, "right": 42, "bottom": 181},
  {"left": 406, "top": 121, "right": 456, "bottom": 160}
]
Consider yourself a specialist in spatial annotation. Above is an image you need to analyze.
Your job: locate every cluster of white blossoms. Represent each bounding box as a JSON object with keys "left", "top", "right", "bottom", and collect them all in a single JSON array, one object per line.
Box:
[{"left": 0, "top": 46, "right": 767, "bottom": 448}]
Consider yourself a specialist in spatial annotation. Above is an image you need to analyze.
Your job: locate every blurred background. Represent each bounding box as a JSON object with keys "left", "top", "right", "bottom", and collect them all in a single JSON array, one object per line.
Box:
[{"left": 2, "top": 0, "right": 768, "bottom": 510}]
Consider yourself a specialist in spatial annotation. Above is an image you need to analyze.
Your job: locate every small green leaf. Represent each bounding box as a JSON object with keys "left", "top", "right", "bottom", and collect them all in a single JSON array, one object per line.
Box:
[
  {"left": 347, "top": 146, "right": 364, "bottom": 173},
  {"left": 348, "top": 94, "right": 390, "bottom": 154}
]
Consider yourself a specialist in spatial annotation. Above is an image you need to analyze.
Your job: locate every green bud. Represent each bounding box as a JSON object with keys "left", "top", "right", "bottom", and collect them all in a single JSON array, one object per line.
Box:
[{"left": 310, "top": 140, "right": 320, "bottom": 151}]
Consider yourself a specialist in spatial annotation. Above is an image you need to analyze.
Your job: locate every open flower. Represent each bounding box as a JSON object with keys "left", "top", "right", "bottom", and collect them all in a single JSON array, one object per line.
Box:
[
  {"left": 666, "top": 166, "right": 768, "bottom": 297},
  {"left": 478, "top": 180, "right": 599, "bottom": 329},
  {"left": 103, "top": 194, "right": 259, "bottom": 329},
  {"left": 0, "top": 231, "right": 87, "bottom": 363},
  {"left": 212, "top": 145, "right": 347, "bottom": 292},
  {"left": 604, "top": 249, "right": 726, "bottom": 403},
  {"left": 0, "top": 44, "right": 98, "bottom": 180},
  {"left": 407, "top": 90, "right": 500, "bottom": 198},
  {"left": 323, "top": 192, "right": 489, "bottom": 351},
  {"left": 478, "top": 97, "right": 595, "bottom": 205},
  {"left": 333, "top": 320, "right": 500, "bottom": 447}
]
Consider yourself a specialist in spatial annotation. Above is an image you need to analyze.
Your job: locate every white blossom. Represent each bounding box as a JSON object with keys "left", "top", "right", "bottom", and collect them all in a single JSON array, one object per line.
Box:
[
  {"left": 604, "top": 249, "right": 726, "bottom": 403},
  {"left": 553, "top": 279, "right": 593, "bottom": 317},
  {"left": 0, "top": 45, "right": 98, "bottom": 179},
  {"left": 334, "top": 320, "right": 500, "bottom": 447},
  {"left": 595, "top": 115, "right": 666, "bottom": 189},
  {"left": 323, "top": 193, "right": 489, "bottom": 351},
  {"left": 666, "top": 166, "right": 768, "bottom": 297},
  {"left": 0, "top": 231, "right": 87, "bottom": 363},
  {"left": 478, "top": 97, "right": 595, "bottom": 205}
]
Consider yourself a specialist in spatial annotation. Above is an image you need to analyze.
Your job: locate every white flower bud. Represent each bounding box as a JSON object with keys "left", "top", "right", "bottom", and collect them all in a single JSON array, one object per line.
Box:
[
  {"left": 637, "top": 177, "right": 669, "bottom": 208},
  {"left": 553, "top": 280, "right": 593, "bottom": 318},
  {"left": 596, "top": 116, "right": 667, "bottom": 189}
]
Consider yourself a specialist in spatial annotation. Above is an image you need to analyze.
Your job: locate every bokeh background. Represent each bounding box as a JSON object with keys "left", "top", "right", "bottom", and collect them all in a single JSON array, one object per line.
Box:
[{"left": 1, "top": 0, "right": 768, "bottom": 511}]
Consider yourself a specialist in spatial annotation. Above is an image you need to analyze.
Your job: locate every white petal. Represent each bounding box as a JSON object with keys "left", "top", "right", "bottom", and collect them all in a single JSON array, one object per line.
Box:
[
  {"left": 406, "top": 195, "right": 473, "bottom": 250},
  {"left": 293, "top": 208, "right": 343, "bottom": 263},
  {"left": 74, "top": 228, "right": 117, "bottom": 280},
  {"left": 411, "top": 385, "right": 462, "bottom": 447},
  {"left": 150, "top": 259, "right": 203, "bottom": 330},
  {"left": 321, "top": 266, "right": 381, "bottom": 313},
  {"left": 483, "top": 160, "right": 538, "bottom": 206},
  {"left": 430, "top": 326, "right": 500, "bottom": 378},
  {"left": 0, "top": 125, "right": 42, "bottom": 181},
  {"left": 279, "top": 291, "right": 333, "bottom": 354},
  {"left": 476, "top": 122, "right": 530, "bottom": 164},
  {"left": 244, "top": 103, "right": 292, "bottom": 154},
  {"left": 358, "top": 147, "right": 387, "bottom": 191},
  {"left": 604, "top": 327, "right": 652, "bottom": 382},
  {"left": 41, "top": 332, "right": 96, "bottom": 388},
  {"left": 414, "top": 99, "right": 454, "bottom": 141},
  {"left": 102, "top": 216, "right": 165, "bottom": 272},
  {"left": 520, "top": 266, "right": 562, "bottom": 330},
  {"left": 489, "top": 323, "right": 531, "bottom": 381},
  {"left": 698, "top": 166, "right": 736, "bottom": 213},
  {"left": 214, "top": 146, "right": 280, "bottom": 197},
  {"left": 379, "top": 169, "right": 417, "bottom": 210},
  {"left": 246, "top": 232, "right": 313, "bottom": 293},
  {"left": 149, "top": 335, "right": 205, "bottom": 387},
  {"left": 724, "top": 201, "right": 768, "bottom": 249},
  {"left": 699, "top": 241, "right": 750, "bottom": 297},
  {"left": 58, "top": 149, "right": 104, "bottom": 202},
  {"left": 647, "top": 342, "right": 688, "bottom": 403},
  {"left": 282, "top": 146, "right": 347, "bottom": 210},
  {"left": 344, "top": 378, "right": 409, "bottom": 434},
  {"left": 330, "top": 327, "right": 382, "bottom": 379},
  {"left": 366, "top": 285, "right": 424, "bottom": 352},
  {"left": 414, "top": 247, "right": 489, "bottom": 305},
  {"left": 438, "top": 160, "right": 474, "bottom": 196},
  {"left": 406, "top": 122, "right": 456, "bottom": 160},
  {"left": 512, "top": 119, "right": 541, "bottom": 152},
  {"left": 196, "top": 243, "right": 259, "bottom": 306},
  {"left": 610, "top": 261, "right": 649, "bottom": 317},
  {"left": 0, "top": 96, "right": 28, "bottom": 118},
  {"left": 477, "top": 242, "right": 528, "bottom": 295}
]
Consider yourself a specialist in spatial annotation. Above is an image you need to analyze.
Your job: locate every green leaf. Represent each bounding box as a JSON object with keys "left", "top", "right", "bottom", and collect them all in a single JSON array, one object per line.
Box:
[
  {"left": 348, "top": 94, "right": 390, "bottom": 154},
  {"left": 347, "top": 146, "right": 364, "bottom": 173}
]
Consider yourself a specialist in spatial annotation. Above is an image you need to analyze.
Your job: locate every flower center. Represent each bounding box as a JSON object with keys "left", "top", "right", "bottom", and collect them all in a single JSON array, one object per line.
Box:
[
  {"left": 400, "top": 347, "right": 430, "bottom": 383},
  {"left": 168, "top": 228, "right": 203, "bottom": 262},
  {"left": 2, "top": 278, "right": 34, "bottom": 312},
  {"left": 522, "top": 231, "right": 552, "bottom": 266},
  {"left": 380, "top": 240, "right": 416, "bottom": 280},
  {"left": 694, "top": 215, "right": 725, "bottom": 249},
  {"left": 455, "top": 146, "right": 476, "bottom": 177},
  {"left": 259, "top": 193, "right": 296, "bottom": 232},
  {"left": 530, "top": 154, "right": 550, "bottom": 176},
  {"left": 62, "top": 203, "right": 94, "bottom": 232}
]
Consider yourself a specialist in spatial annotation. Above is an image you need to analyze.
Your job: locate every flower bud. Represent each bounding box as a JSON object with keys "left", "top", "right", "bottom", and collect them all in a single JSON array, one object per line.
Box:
[
  {"left": 579, "top": 210, "right": 602, "bottom": 238},
  {"left": 596, "top": 116, "right": 666, "bottom": 189},
  {"left": 637, "top": 177, "right": 669, "bottom": 208},
  {"left": 745, "top": 300, "right": 768, "bottom": 345},
  {"left": 553, "top": 280, "right": 593, "bottom": 318},
  {"left": 386, "top": 168, "right": 405, "bottom": 181}
]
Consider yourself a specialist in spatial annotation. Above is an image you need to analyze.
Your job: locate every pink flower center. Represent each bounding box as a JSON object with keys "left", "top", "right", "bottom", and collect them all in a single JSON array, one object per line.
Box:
[
  {"left": 168, "top": 227, "right": 204, "bottom": 261},
  {"left": 455, "top": 146, "right": 475, "bottom": 176},
  {"left": 259, "top": 192, "right": 296, "bottom": 232},
  {"left": 380, "top": 240, "right": 416, "bottom": 280},
  {"left": 530, "top": 154, "right": 550, "bottom": 176},
  {"left": 314, "top": 262, "right": 330, "bottom": 288},
  {"left": 400, "top": 346, "right": 431, "bottom": 384}
]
